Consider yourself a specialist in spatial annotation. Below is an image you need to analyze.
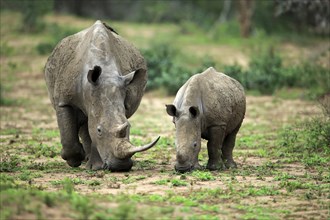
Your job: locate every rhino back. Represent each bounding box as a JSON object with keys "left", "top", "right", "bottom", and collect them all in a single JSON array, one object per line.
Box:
[
  {"left": 44, "top": 21, "right": 147, "bottom": 115},
  {"left": 110, "top": 33, "right": 147, "bottom": 117},
  {"left": 175, "top": 67, "right": 246, "bottom": 135},
  {"left": 44, "top": 31, "right": 82, "bottom": 106}
]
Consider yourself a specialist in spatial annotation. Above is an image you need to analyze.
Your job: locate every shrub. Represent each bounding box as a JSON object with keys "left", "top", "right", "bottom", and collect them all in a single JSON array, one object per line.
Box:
[
  {"left": 0, "top": 42, "right": 15, "bottom": 57},
  {"left": 36, "top": 43, "right": 54, "bottom": 55},
  {"left": 36, "top": 24, "right": 78, "bottom": 55},
  {"left": 246, "top": 48, "right": 283, "bottom": 94},
  {"left": 278, "top": 116, "right": 330, "bottom": 166},
  {"left": 222, "top": 47, "right": 330, "bottom": 98},
  {"left": 223, "top": 48, "right": 283, "bottom": 94},
  {"left": 142, "top": 41, "right": 185, "bottom": 92},
  {"left": 142, "top": 41, "right": 216, "bottom": 95},
  {"left": 291, "top": 63, "right": 330, "bottom": 99}
]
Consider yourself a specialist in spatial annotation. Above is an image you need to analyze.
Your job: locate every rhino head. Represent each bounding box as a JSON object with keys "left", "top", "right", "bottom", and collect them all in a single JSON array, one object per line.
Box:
[
  {"left": 85, "top": 65, "right": 159, "bottom": 171},
  {"left": 166, "top": 104, "right": 202, "bottom": 173}
]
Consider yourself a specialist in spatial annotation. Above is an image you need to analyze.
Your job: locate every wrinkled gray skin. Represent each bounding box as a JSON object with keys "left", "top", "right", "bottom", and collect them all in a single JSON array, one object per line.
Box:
[
  {"left": 166, "top": 67, "right": 246, "bottom": 173},
  {"left": 44, "top": 21, "right": 159, "bottom": 171}
]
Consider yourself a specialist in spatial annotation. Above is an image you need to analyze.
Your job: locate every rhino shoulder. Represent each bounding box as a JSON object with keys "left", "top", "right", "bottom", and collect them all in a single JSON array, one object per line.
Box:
[{"left": 44, "top": 31, "right": 83, "bottom": 106}]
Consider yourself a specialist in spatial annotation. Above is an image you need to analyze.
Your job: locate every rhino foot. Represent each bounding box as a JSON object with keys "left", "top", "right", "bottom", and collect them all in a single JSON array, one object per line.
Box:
[
  {"left": 206, "top": 159, "right": 226, "bottom": 171},
  {"left": 61, "top": 144, "right": 85, "bottom": 167},
  {"left": 193, "top": 163, "right": 203, "bottom": 170},
  {"left": 86, "top": 159, "right": 103, "bottom": 170},
  {"left": 85, "top": 144, "right": 103, "bottom": 170},
  {"left": 224, "top": 159, "right": 237, "bottom": 169}
]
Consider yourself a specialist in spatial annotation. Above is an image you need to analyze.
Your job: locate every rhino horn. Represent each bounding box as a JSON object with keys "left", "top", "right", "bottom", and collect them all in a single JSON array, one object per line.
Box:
[
  {"left": 115, "top": 136, "right": 160, "bottom": 159},
  {"left": 127, "top": 136, "right": 160, "bottom": 155}
]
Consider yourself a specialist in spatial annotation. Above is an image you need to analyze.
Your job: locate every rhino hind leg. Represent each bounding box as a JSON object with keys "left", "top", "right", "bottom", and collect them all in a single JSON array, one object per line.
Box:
[
  {"left": 206, "top": 126, "right": 226, "bottom": 171},
  {"left": 56, "top": 106, "right": 85, "bottom": 167},
  {"left": 222, "top": 123, "right": 242, "bottom": 169}
]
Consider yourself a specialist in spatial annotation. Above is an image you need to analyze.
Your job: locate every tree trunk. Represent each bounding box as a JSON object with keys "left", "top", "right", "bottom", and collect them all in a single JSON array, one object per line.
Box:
[
  {"left": 218, "top": 0, "right": 232, "bottom": 23},
  {"left": 238, "top": 0, "right": 254, "bottom": 38}
]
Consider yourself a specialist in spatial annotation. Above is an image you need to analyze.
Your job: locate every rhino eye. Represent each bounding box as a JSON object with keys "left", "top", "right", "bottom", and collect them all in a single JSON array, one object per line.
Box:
[
  {"left": 97, "top": 126, "right": 102, "bottom": 136},
  {"left": 193, "top": 142, "right": 197, "bottom": 148}
]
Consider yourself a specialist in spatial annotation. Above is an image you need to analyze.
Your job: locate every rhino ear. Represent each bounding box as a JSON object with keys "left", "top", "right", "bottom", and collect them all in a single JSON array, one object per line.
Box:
[
  {"left": 166, "top": 104, "right": 177, "bottom": 117},
  {"left": 124, "top": 68, "right": 147, "bottom": 118},
  {"left": 189, "top": 106, "right": 199, "bottom": 118},
  {"left": 87, "top": 65, "right": 102, "bottom": 85},
  {"left": 123, "top": 68, "right": 144, "bottom": 86}
]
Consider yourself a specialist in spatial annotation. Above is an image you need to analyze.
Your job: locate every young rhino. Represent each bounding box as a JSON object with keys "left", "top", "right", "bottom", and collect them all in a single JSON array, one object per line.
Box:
[{"left": 166, "top": 67, "right": 246, "bottom": 173}]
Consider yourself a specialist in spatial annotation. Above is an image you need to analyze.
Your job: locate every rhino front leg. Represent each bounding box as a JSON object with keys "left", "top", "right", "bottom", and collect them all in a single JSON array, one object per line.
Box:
[
  {"left": 86, "top": 144, "right": 103, "bottom": 170},
  {"left": 222, "top": 123, "right": 241, "bottom": 169},
  {"left": 79, "top": 122, "right": 91, "bottom": 161},
  {"left": 56, "top": 106, "right": 85, "bottom": 167},
  {"left": 78, "top": 122, "right": 103, "bottom": 170},
  {"left": 206, "top": 126, "right": 226, "bottom": 171}
]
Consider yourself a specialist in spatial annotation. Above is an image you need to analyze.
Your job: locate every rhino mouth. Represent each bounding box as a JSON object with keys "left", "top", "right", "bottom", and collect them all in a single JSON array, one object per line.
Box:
[
  {"left": 175, "top": 162, "right": 202, "bottom": 173},
  {"left": 103, "top": 158, "right": 133, "bottom": 172},
  {"left": 175, "top": 163, "right": 194, "bottom": 173}
]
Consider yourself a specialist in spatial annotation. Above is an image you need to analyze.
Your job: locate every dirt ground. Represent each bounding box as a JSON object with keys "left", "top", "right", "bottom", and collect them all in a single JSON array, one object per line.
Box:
[
  {"left": 1, "top": 54, "right": 328, "bottom": 219},
  {"left": 1, "top": 13, "right": 329, "bottom": 219}
]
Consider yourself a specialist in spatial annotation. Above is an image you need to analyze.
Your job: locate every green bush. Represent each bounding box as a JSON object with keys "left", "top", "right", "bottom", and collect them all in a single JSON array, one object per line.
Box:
[
  {"left": 290, "top": 63, "right": 330, "bottom": 99},
  {"left": 246, "top": 48, "right": 282, "bottom": 94},
  {"left": 278, "top": 116, "right": 330, "bottom": 166},
  {"left": 36, "top": 43, "right": 54, "bottom": 55},
  {"left": 142, "top": 41, "right": 216, "bottom": 95},
  {"left": 142, "top": 41, "right": 189, "bottom": 94},
  {"left": 223, "top": 47, "right": 330, "bottom": 98},
  {"left": 0, "top": 42, "right": 15, "bottom": 57},
  {"left": 36, "top": 24, "right": 78, "bottom": 55}
]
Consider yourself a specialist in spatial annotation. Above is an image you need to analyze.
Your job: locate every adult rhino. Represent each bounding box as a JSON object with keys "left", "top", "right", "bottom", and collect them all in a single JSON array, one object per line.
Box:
[
  {"left": 166, "top": 67, "right": 246, "bottom": 173},
  {"left": 44, "top": 21, "right": 159, "bottom": 171}
]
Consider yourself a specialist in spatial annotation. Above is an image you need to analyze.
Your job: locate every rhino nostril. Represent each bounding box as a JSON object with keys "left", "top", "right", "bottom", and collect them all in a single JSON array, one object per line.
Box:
[
  {"left": 97, "top": 125, "right": 102, "bottom": 136},
  {"left": 176, "top": 153, "right": 188, "bottom": 164},
  {"left": 177, "top": 154, "right": 184, "bottom": 162}
]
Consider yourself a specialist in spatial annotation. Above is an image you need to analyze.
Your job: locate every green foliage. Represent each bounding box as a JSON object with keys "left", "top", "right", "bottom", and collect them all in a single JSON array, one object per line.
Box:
[
  {"left": 169, "top": 195, "right": 198, "bottom": 206},
  {"left": 51, "top": 177, "right": 101, "bottom": 187},
  {"left": 136, "top": 0, "right": 219, "bottom": 30},
  {"left": 235, "top": 204, "right": 290, "bottom": 220},
  {"left": 0, "top": 173, "right": 16, "bottom": 190},
  {"left": 2, "top": 0, "right": 54, "bottom": 33},
  {"left": 122, "top": 175, "right": 146, "bottom": 184},
  {"left": 142, "top": 41, "right": 191, "bottom": 95},
  {"left": 191, "top": 170, "right": 215, "bottom": 181},
  {"left": 211, "top": 20, "right": 242, "bottom": 43},
  {"left": 62, "top": 178, "right": 75, "bottom": 194},
  {"left": 0, "top": 154, "right": 20, "bottom": 172},
  {"left": 0, "top": 42, "right": 15, "bottom": 56},
  {"left": 223, "top": 47, "right": 330, "bottom": 97},
  {"left": 274, "top": 172, "right": 297, "bottom": 181},
  {"left": 0, "top": 83, "right": 17, "bottom": 106},
  {"left": 36, "top": 24, "right": 78, "bottom": 55},
  {"left": 246, "top": 48, "right": 282, "bottom": 94},
  {"left": 171, "top": 179, "right": 188, "bottom": 187},
  {"left": 142, "top": 41, "right": 215, "bottom": 95},
  {"left": 153, "top": 179, "right": 169, "bottom": 185},
  {"left": 240, "top": 186, "right": 280, "bottom": 197},
  {"left": 26, "top": 142, "right": 60, "bottom": 158},
  {"left": 278, "top": 116, "right": 330, "bottom": 167},
  {"left": 18, "top": 170, "right": 42, "bottom": 181},
  {"left": 113, "top": 203, "right": 136, "bottom": 220},
  {"left": 224, "top": 47, "right": 283, "bottom": 94}
]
